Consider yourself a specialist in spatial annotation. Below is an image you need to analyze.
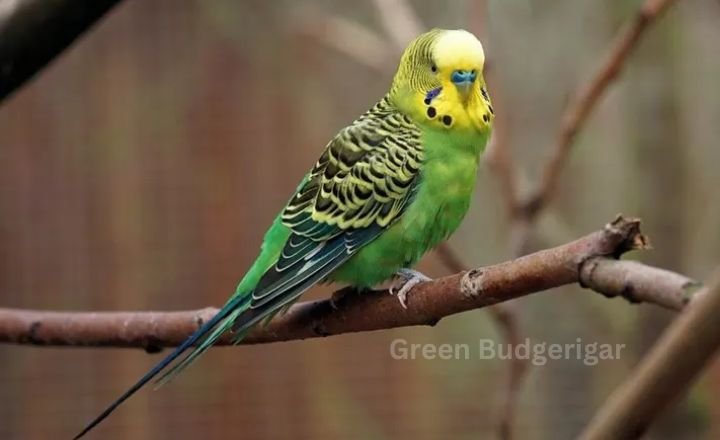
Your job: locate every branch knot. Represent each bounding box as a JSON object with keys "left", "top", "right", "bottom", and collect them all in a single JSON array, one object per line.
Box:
[{"left": 461, "top": 269, "right": 485, "bottom": 298}]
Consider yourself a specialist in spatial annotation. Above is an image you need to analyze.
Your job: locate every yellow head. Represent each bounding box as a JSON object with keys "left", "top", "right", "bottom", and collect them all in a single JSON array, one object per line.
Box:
[{"left": 390, "top": 29, "right": 493, "bottom": 134}]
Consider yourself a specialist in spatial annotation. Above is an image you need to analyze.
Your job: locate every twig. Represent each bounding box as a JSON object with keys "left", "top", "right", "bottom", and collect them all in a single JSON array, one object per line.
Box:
[
  {"left": 299, "top": 0, "right": 424, "bottom": 73},
  {"left": 295, "top": 14, "right": 393, "bottom": 72},
  {"left": 520, "top": 0, "right": 680, "bottom": 221},
  {"left": 482, "top": 2, "right": 681, "bottom": 432},
  {"left": 0, "top": 0, "right": 123, "bottom": 102},
  {"left": 580, "top": 269, "right": 720, "bottom": 440},
  {"left": 1, "top": 216, "right": 690, "bottom": 350},
  {"left": 484, "top": 0, "right": 681, "bottom": 256},
  {"left": 370, "top": 0, "right": 423, "bottom": 49},
  {"left": 580, "top": 257, "right": 701, "bottom": 311}
]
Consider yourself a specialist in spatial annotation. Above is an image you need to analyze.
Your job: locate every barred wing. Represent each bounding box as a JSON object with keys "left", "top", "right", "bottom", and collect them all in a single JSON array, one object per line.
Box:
[{"left": 244, "top": 99, "right": 423, "bottom": 317}]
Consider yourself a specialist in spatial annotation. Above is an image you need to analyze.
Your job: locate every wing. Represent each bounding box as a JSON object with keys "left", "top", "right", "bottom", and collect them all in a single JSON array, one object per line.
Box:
[
  {"left": 237, "top": 98, "right": 424, "bottom": 327},
  {"left": 163, "top": 99, "right": 425, "bottom": 377},
  {"left": 72, "top": 101, "right": 424, "bottom": 439},
  {"left": 152, "top": 100, "right": 422, "bottom": 383}
]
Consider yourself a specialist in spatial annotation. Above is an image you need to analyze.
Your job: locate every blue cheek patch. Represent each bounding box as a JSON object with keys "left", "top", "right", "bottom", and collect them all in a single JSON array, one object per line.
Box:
[{"left": 424, "top": 87, "right": 442, "bottom": 105}]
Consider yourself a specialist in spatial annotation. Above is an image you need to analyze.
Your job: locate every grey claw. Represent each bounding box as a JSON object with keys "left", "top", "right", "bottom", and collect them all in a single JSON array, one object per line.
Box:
[{"left": 390, "top": 269, "right": 432, "bottom": 309}]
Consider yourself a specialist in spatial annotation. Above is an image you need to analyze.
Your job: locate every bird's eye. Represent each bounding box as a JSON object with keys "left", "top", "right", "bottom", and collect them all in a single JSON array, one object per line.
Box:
[{"left": 431, "top": 64, "right": 438, "bottom": 73}]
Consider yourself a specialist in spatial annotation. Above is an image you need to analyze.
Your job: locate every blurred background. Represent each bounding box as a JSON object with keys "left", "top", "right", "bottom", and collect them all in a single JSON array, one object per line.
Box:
[{"left": 1, "top": 0, "right": 720, "bottom": 438}]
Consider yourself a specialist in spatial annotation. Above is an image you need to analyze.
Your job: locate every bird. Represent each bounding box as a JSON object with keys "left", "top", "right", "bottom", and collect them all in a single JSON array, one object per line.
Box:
[{"left": 74, "top": 27, "right": 494, "bottom": 438}]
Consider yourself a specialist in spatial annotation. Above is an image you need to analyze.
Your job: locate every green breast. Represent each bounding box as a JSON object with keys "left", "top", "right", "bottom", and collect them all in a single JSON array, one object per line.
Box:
[{"left": 329, "top": 128, "right": 487, "bottom": 287}]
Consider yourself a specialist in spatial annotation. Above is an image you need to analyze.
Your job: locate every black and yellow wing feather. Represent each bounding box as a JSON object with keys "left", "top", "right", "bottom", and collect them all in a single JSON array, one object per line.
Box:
[
  {"left": 243, "top": 97, "right": 424, "bottom": 320},
  {"left": 72, "top": 98, "right": 424, "bottom": 439}
]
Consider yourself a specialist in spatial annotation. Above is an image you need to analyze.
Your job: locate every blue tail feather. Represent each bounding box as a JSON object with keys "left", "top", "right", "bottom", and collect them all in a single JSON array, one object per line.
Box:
[
  {"left": 74, "top": 226, "right": 381, "bottom": 438},
  {"left": 72, "top": 295, "right": 249, "bottom": 439}
]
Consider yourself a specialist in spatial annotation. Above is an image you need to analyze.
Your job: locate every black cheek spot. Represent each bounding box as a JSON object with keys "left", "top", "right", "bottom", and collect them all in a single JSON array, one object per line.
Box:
[
  {"left": 488, "top": 105, "right": 494, "bottom": 115},
  {"left": 427, "top": 106, "right": 437, "bottom": 118},
  {"left": 482, "top": 114, "right": 489, "bottom": 123},
  {"left": 423, "top": 98, "right": 432, "bottom": 105},
  {"left": 442, "top": 115, "right": 452, "bottom": 126}
]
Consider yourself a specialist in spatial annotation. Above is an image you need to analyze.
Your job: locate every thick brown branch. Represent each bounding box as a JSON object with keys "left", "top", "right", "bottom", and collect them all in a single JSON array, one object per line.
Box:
[
  {"left": 0, "top": 0, "right": 123, "bottom": 102},
  {"left": 580, "top": 269, "right": 720, "bottom": 440},
  {"left": 2, "top": 216, "right": 694, "bottom": 351}
]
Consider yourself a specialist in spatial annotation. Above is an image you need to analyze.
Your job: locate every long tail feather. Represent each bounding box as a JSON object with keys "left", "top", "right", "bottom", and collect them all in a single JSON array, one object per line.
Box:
[
  {"left": 75, "top": 228, "right": 375, "bottom": 438},
  {"left": 73, "top": 295, "right": 250, "bottom": 439},
  {"left": 153, "top": 307, "right": 244, "bottom": 387}
]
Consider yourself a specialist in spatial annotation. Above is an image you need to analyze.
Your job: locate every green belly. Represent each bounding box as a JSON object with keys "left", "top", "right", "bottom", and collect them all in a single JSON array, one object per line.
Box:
[{"left": 329, "top": 138, "right": 481, "bottom": 287}]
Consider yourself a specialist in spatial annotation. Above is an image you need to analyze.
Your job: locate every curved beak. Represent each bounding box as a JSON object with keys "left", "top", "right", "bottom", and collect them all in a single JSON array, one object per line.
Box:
[{"left": 451, "top": 69, "right": 477, "bottom": 102}]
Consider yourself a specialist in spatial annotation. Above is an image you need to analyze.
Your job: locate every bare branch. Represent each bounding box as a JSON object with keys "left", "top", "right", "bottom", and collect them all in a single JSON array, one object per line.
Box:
[
  {"left": 580, "top": 269, "right": 720, "bottom": 440},
  {"left": 370, "top": 0, "right": 423, "bottom": 49},
  {"left": 0, "top": 0, "right": 123, "bottom": 103},
  {"left": 1, "top": 216, "right": 686, "bottom": 350},
  {"left": 482, "top": 2, "right": 682, "bottom": 430},
  {"left": 295, "top": 14, "right": 393, "bottom": 72},
  {"left": 521, "top": 0, "right": 680, "bottom": 219},
  {"left": 580, "top": 257, "right": 700, "bottom": 311}
]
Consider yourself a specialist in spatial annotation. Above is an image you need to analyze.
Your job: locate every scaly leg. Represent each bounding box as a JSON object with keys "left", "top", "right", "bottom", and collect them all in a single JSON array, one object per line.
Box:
[{"left": 389, "top": 268, "right": 432, "bottom": 309}]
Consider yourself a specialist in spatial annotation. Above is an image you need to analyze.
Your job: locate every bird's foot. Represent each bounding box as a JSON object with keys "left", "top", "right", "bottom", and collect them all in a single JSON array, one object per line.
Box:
[{"left": 390, "top": 269, "right": 432, "bottom": 309}]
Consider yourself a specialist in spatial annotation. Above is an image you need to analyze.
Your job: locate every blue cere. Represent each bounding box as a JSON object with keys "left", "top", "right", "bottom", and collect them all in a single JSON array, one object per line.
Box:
[{"left": 451, "top": 70, "right": 477, "bottom": 84}]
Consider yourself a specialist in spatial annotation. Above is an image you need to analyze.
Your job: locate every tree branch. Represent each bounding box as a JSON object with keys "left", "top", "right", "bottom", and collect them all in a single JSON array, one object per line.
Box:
[
  {"left": 3, "top": 216, "right": 701, "bottom": 351},
  {"left": 480, "top": 1, "right": 681, "bottom": 434},
  {"left": 520, "top": 0, "right": 680, "bottom": 221},
  {"left": 0, "top": 0, "right": 123, "bottom": 102},
  {"left": 370, "top": 0, "right": 423, "bottom": 49},
  {"left": 580, "top": 257, "right": 700, "bottom": 311},
  {"left": 294, "top": 13, "right": 393, "bottom": 73},
  {"left": 580, "top": 269, "right": 720, "bottom": 440},
  {"left": 482, "top": 0, "right": 682, "bottom": 256}
]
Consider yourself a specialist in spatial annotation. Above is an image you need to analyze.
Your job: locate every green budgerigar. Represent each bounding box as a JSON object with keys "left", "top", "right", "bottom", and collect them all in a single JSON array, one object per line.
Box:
[{"left": 75, "top": 28, "right": 494, "bottom": 438}]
